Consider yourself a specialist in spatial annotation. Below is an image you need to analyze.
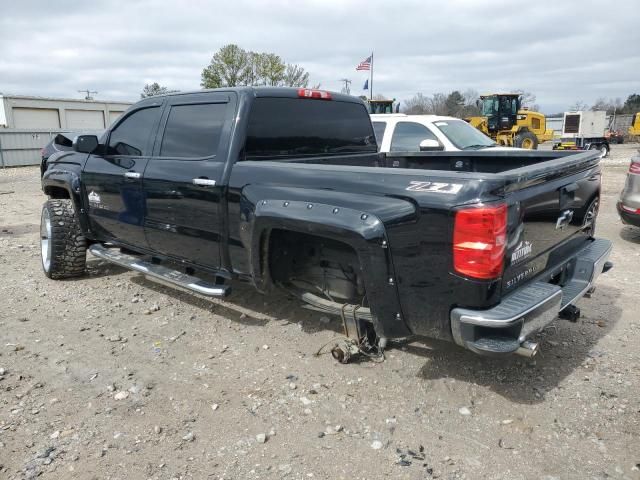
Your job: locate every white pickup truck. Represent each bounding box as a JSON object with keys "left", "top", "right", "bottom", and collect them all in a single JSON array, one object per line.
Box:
[{"left": 371, "top": 113, "right": 520, "bottom": 153}]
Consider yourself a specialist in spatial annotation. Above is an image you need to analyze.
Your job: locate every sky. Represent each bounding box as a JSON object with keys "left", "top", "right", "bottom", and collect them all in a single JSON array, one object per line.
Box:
[{"left": 1, "top": 0, "right": 639, "bottom": 113}]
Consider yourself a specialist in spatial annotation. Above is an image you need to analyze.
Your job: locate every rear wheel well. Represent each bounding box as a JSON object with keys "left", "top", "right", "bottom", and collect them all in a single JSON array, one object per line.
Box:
[
  {"left": 266, "top": 229, "right": 366, "bottom": 304},
  {"left": 44, "top": 186, "right": 70, "bottom": 199}
]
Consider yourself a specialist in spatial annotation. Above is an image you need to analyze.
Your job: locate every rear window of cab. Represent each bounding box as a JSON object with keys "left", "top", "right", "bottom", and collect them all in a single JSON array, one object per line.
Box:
[{"left": 244, "top": 98, "right": 377, "bottom": 160}]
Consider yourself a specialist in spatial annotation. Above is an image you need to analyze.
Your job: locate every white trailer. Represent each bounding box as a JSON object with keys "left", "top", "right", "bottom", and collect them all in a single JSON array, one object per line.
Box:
[{"left": 553, "top": 110, "right": 610, "bottom": 157}]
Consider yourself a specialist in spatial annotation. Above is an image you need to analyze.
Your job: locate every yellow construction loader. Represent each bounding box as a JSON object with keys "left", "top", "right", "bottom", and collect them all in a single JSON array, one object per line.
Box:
[
  {"left": 629, "top": 113, "right": 640, "bottom": 137},
  {"left": 466, "top": 94, "right": 554, "bottom": 149}
]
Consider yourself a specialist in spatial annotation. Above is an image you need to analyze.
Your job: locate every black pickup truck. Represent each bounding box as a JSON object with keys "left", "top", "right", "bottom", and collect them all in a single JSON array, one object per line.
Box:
[{"left": 40, "top": 87, "right": 612, "bottom": 359}]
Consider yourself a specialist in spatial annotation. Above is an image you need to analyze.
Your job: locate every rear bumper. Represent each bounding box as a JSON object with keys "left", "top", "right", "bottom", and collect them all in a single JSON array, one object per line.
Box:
[
  {"left": 450, "top": 238, "right": 612, "bottom": 356},
  {"left": 617, "top": 202, "right": 640, "bottom": 227}
]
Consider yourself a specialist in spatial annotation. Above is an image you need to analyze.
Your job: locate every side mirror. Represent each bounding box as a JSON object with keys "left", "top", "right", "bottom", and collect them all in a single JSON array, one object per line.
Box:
[
  {"left": 73, "top": 135, "right": 99, "bottom": 154},
  {"left": 419, "top": 139, "right": 444, "bottom": 152}
]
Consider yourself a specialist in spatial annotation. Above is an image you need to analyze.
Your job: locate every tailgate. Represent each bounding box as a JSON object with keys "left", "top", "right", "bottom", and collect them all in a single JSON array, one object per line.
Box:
[{"left": 501, "top": 159, "right": 600, "bottom": 294}]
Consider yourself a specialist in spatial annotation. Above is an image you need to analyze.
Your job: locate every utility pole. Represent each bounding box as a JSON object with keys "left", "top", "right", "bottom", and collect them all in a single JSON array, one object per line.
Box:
[
  {"left": 339, "top": 79, "right": 351, "bottom": 95},
  {"left": 78, "top": 89, "right": 98, "bottom": 101}
]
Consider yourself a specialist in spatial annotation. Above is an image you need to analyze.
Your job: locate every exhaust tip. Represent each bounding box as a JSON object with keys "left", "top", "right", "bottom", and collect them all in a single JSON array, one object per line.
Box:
[{"left": 515, "top": 340, "right": 539, "bottom": 358}]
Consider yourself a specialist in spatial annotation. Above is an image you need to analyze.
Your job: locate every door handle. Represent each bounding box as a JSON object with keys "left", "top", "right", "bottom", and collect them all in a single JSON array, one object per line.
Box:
[
  {"left": 192, "top": 178, "right": 217, "bottom": 187},
  {"left": 124, "top": 171, "right": 141, "bottom": 180}
]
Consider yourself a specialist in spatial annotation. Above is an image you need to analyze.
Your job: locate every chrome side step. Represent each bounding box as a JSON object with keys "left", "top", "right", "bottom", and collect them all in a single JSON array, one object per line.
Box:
[{"left": 89, "top": 244, "right": 231, "bottom": 297}]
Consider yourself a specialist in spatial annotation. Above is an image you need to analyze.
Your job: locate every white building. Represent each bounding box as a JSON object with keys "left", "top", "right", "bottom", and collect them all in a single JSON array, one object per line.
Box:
[
  {"left": 0, "top": 94, "right": 132, "bottom": 167},
  {"left": 0, "top": 94, "right": 131, "bottom": 130}
]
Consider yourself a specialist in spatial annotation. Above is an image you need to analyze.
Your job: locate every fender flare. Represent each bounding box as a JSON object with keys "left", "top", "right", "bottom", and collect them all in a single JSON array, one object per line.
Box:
[
  {"left": 248, "top": 199, "right": 412, "bottom": 338},
  {"left": 41, "top": 169, "right": 90, "bottom": 233}
]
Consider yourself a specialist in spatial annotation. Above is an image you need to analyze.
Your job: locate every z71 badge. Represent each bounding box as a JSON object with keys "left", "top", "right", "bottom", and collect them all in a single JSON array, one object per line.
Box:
[{"left": 405, "top": 181, "right": 463, "bottom": 194}]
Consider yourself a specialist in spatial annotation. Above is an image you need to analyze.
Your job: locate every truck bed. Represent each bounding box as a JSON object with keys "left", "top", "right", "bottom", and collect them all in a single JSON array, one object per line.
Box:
[{"left": 385, "top": 149, "right": 598, "bottom": 175}]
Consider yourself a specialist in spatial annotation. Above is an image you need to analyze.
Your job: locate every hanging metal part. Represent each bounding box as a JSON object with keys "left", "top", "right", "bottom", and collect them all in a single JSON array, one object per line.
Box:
[{"left": 300, "top": 291, "right": 386, "bottom": 364}]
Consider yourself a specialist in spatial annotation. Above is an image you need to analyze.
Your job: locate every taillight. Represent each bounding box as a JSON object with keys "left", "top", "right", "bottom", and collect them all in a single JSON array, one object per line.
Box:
[
  {"left": 453, "top": 204, "right": 507, "bottom": 280},
  {"left": 629, "top": 162, "right": 640, "bottom": 175},
  {"left": 297, "top": 88, "right": 332, "bottom": 100},
  {"left": 620, "top": 204, "right": 640, "bottom": 214}
]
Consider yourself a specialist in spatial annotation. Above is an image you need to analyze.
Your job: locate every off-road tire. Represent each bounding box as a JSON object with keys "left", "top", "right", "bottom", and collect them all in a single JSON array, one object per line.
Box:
[
  {"left": 40, "top": 199, "right": 87, "bottom": 279},
  {"left": 514, "top": 131, "right": 538, "bottom": 149}
]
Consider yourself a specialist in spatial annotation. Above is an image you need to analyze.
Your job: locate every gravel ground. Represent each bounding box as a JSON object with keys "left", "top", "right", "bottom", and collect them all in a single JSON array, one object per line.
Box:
[{"left": 0, "top": 145, "right": 639, "bottom": 480}]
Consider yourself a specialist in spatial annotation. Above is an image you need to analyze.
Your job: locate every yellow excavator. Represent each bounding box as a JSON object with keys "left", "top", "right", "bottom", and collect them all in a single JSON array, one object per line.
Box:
[{"left": 466, "top": 93, "right": 554, "bottom": 149}]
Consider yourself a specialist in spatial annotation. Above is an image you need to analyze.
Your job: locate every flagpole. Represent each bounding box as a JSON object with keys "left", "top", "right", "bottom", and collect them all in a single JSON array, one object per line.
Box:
[{"left": 370, "top": 51, "right": 373, "bottom": 101}]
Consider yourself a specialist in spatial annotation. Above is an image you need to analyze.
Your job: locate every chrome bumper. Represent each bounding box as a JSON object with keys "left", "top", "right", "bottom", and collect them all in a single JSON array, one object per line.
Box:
[{"left": 450, "top": 238, "right": 612, "bottom": 356}]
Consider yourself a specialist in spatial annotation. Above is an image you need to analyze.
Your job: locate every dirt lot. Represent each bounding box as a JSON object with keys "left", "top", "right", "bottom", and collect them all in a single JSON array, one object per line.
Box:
[{"left": 1, "top": 145, "right": 639, "bottom": 480}]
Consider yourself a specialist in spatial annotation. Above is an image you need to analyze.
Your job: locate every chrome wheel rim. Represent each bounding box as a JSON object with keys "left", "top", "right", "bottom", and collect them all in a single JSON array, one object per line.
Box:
[
  {"left": 583, "top": 199, "right": 599, "bottom": 232},
  {"left": 599, "top": 146, "right": 607, "bottom": 158},
  {"left": 41, "top": 207, "right": 52, "bottom": 272}
]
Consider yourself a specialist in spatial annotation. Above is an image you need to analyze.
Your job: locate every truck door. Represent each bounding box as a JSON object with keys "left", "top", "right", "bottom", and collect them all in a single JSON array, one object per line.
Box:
[
  {"left": 82, "top": 103, "right": 162, "bottom": 248},
  {"left": 143, "top": 92, "right": 234, "bottom": 270}
]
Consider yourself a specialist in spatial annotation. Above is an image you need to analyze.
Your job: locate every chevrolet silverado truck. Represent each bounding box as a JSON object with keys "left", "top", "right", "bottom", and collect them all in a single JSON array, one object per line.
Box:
[{"left": 40, "top": 87, "right": 612, "bottom": 358}]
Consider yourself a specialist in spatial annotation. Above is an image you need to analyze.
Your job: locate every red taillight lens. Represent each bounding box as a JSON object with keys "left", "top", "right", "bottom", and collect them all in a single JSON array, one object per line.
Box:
[
  {"left": 620, "top": 204, "right": 640, "bottom": 214},
  {"left": 297, "top": 88, "right": 332, "bottom": 100},
  {"left": 453, "top": 204, "right": 507, "bottom": 280},
  {"left": 629, "top": 162, "right": 640, "bottom": 175}
]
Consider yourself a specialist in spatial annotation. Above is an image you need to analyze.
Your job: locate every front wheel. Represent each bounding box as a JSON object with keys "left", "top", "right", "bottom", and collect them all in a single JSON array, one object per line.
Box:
[
  {"left": 514, "top": 131, "right": 538, "bottom": 149},
  {"left": 40, "top": 199, "right": 87, "bottom": 279}
]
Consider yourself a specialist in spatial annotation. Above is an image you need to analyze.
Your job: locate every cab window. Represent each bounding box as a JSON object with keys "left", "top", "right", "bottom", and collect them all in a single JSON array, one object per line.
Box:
[
  {"left": 390, "top": 122, "right": 438, "bottom": 151},
  {"left": 107, "top": 107, "right": 160, "bottom": 156},
  {"left": 159, "top": 103, "right": 227, "bottom": 158}
]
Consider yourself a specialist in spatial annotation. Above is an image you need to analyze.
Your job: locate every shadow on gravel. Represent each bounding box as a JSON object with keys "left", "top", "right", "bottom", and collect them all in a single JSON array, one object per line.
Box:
[
  {"left": 410, "top": 284, "right": 623, "bottom": 404},
  {"left": 128, "top": 271, "right": 349, "bottom": 337},
  {"left": 83, "top": 258, "right": 623, "bottom": 405},
  {"left": 619, "top": 225, "right": 640, "bottom": 244},
  {"left": 84, "top": 258, "right": 347, "bottom": 336}
]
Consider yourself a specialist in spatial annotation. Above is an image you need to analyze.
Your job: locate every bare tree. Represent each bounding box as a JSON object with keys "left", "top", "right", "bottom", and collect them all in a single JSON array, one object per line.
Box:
[
  {"left": 428, "top": 93, "right": 449, "bottom": 115},
  {"left": 141, "top": 82, "right": 177, "bottom": 98},
  {"left": 569, "top": 100, "right": 590, "bottom": 111},
  {"left": 591, "top": 97, "right": 623, "bottom": 114},
  {"left": 403, "top": 93, "right": 430, "bottom": 114}
]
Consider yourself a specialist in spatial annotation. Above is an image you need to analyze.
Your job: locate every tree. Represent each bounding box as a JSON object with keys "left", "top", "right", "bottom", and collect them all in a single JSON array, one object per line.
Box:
[
  {"left": 201, "top": 44, "right": 311, "bottom": 88},
  {"left": 623, "top": 94, "right": 640, "bottom": 113},
  {"left": 513, "top": 89, "right": 536, "bottom": 108},
  {"left": 401, "top": 91, "right": 460, "bottom": 116},
  {"left": 429, "top": 93, "right": 448, "bottom": 115},
  {"left": 445, "top": 91, "right": 465, "bottom": 116},
  {"left": 569, "top": 100, "right": 590, "bottom": 111},
  {"left": 457, "top": 89, "right": 481, "bottom": 117},
  {"left": 403, "top": 93, "right": 430, "bottom": 114},
  {"left": 257, "top": 53, "right": 286, "bottom": 86},
  {"left": 140, "top": 82, "right": 177, "bottom": 98},
  {"left": 201, "top": 44, "right": 249, "bottom": 88},
  {"left": 591, "top": 97, "right": 623, "bottom": 114},
  {"left": 283, "top": 64, "right": 309, "bottom": 88}
]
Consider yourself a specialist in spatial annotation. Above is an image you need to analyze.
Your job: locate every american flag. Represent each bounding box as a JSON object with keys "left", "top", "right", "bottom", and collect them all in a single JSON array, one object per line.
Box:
[{"left": 356, "top": 55, "right": 372, "bottom": 71}]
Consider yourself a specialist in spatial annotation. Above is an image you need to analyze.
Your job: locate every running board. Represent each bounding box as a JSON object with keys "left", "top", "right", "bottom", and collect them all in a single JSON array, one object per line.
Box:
[{"left": 89, "top": 244, "right": 231, "bottom": 297}]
